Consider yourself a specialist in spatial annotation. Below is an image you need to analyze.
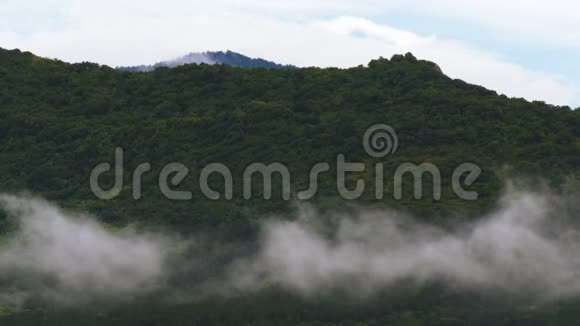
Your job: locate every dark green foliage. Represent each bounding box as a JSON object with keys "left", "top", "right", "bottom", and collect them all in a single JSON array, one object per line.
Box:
[
  {"left": 0, "top": 47, "right": 578, "bottom": 228},
  {"left": 0, "top": 47, "right": 579, "bottom": 324}
]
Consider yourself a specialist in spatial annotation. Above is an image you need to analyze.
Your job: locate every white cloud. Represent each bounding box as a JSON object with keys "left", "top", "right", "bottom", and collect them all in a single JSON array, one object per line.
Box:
[
  {"left": 402, "top": 0, "right": 580, "bottom": 49},
  {"left": 219, "top": 0, "right": 580, "bottom": 48},
  {"left": 230, "top": 190, "right": 580, "bottom": 301},
  {"left": 0, "top": 1, "right": 578, "bottom": 105},
  {"left": 0, "top": 195, "right": 167, "bottom": 306}
]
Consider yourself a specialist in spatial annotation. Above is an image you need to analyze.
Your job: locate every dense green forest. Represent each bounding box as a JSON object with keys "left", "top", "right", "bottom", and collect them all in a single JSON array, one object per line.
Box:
[{"left": 0, "top": 47, "right": 580, "bottom": 325}]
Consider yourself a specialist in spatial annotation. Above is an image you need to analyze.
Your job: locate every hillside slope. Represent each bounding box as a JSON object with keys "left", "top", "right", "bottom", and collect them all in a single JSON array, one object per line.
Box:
[
  {"left": 0, "top": 48, "right": 578, "bottom": 230},
  {"left": 1, "top": 47, "right": 580, "bottom": 325}
]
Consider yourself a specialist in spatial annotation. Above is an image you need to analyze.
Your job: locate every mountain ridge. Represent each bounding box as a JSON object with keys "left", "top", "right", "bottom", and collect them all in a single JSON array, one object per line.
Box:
[
  {"left": 1, "top": 46, "right": 580, "bottom": 325},
  {"left": 117, "top": 50, "right": 295, "bottom": 71},
  {"left": 0, "top": 46, "right": 578, "bottom": 226}
]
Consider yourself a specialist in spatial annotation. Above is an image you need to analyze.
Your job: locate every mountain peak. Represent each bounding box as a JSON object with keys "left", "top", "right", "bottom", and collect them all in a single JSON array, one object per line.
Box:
[{"left": 117, "top": 50, "right": 294, "bottom": 71}]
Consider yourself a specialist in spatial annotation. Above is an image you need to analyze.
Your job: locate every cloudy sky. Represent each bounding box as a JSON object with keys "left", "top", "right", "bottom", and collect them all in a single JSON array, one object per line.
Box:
[{"left": 1, "top": 0, "right": 579, "bottom": 107}]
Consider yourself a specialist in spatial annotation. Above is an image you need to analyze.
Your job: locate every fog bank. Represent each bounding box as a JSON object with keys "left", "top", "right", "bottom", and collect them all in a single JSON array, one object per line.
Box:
[
  {"left": 0, "top": 190, "right": 579, "bottom": 308},
  {"left": 0, "top": 194, "right": 167, "bottom": 306},
  {"left": 232, "top": 192, "right": 580, "bottom": 301}
]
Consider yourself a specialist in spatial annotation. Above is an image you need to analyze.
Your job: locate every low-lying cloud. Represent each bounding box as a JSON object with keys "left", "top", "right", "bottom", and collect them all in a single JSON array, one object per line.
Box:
[
  {"left": 0, "top": 189, "right": 579, "bottom": 309},
  {"left": 233, "top": 192, "right": 580, "bottom": 301},
  {"left": 0, "top": 194, "right": 168, "bottom": 306}
]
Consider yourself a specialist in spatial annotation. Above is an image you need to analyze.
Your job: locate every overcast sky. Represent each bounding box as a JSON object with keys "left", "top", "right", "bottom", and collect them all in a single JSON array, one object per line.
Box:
[{"left": 1, "top": 0, "right": 579, "bottom": 107}]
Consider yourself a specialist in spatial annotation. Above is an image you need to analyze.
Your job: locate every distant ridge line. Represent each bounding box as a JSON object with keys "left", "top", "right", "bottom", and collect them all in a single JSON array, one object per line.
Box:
[{"left": 117, "top": 50, "right": 295, "bottom": 71}]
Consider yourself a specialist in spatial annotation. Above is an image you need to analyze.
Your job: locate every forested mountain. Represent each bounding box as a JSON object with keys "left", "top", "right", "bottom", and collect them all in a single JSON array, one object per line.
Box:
[
  {"left": 117, "top": 50, "right": 294, "bottom": 71},
  {"left": 1, "top": 47, "right": 580, "bottom": 325},
  {"left": 0, "top": 48, "right": 578, "bottom": 227}
]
